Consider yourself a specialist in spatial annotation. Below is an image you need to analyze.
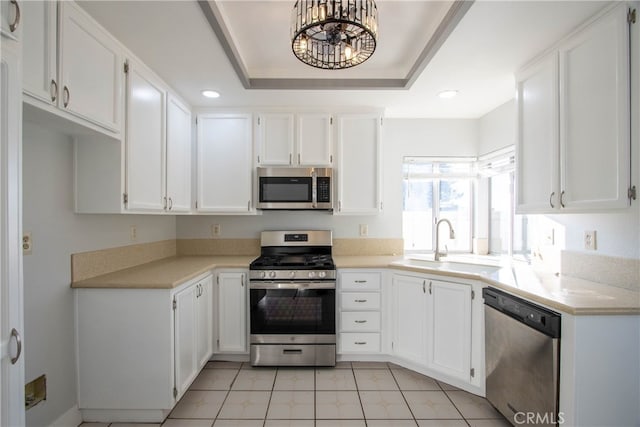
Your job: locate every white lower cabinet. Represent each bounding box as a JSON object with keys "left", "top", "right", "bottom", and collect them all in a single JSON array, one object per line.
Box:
[
  {"left": 391, "top": 274, "right": 428, "bottom": 364},
  {"left": 75, "top": 273, "right": 213, "bottom": 422},
  {"left": 215, "top": 270, "right": 248, "bottom": 354}
]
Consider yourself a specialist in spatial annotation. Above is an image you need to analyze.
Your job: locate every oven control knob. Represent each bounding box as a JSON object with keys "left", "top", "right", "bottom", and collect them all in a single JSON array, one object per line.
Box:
[
  {"left": 308, "top": 271, "right": 316, "bottom": 278},
  {"left": 268, "top": 271, "right": 276, "bottom": 278},
  {"left": 289, "top": 271, "right": 296, "bottom": 278},
  {"left": 318, "top": 271, "right": 326, "bottom": 278},
  {"left": 260, "top": 271, "right": 267, "bottom": 279}
]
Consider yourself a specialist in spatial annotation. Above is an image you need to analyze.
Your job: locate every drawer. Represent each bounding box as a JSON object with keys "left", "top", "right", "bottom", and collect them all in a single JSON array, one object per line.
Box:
[
  {"left": 340, "top": 311, "right": 380, "bottom": 332},
  {"left": 340, "top": 333, "right": 381, "bottom": 353},
  {"left": 340, "top": 272, "right": 381, "bottom": 291},
  {"left": 341, "top": 292, "right": 381, "bottom": 310}
]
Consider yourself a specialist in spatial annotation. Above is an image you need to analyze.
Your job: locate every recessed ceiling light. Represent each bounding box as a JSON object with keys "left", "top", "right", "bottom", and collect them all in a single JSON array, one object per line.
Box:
[
  {"left": 202, "top": 90, "right": 220, "bottom": 99},
  {"left": 438, "top": 90, "right": 458, "bottom": 99}
]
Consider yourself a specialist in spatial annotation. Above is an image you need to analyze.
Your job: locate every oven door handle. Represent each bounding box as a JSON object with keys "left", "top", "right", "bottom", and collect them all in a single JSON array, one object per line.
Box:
[{"left": 250, "top": 281, "right": 336, "bottom": 290}]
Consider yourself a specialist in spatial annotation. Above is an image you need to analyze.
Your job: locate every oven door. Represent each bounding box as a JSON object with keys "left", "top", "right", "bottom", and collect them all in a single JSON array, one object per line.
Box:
[{"left": 249, "top": 281, "right": 336, "bottom": 340}]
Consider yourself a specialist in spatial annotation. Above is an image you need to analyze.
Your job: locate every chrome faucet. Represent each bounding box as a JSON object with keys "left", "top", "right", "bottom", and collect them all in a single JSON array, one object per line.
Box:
[{"left": 434, "top": 218, "right": 455, "bottom": 261}]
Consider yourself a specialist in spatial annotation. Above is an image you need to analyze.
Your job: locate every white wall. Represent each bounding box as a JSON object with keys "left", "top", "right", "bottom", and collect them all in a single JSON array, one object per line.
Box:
[
  {"left": 478, "top": 99, "right": 516, "bottom": 155},
  {"left": 177, "top": 118, "right": 479, "bottom": 240},
  {"left": 22, "top": 122, "right": 176, "bottom": 426}
]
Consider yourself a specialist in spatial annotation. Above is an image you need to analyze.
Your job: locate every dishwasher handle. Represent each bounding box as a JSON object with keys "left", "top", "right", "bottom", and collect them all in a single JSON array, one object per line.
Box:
[{"left": 483, "top": 287, "right": 561, "bottom": 339}]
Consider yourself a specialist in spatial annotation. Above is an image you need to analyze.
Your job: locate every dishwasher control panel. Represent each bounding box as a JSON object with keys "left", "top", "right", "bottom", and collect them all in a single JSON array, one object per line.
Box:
[{"left": 483, "top": 287, "right": 561, "bottom": 338}]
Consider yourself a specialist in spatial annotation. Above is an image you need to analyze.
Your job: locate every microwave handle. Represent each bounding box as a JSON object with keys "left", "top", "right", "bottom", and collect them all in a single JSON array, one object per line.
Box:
[{"left": 311, "top": 169, "right": 317, "bottom": 208}]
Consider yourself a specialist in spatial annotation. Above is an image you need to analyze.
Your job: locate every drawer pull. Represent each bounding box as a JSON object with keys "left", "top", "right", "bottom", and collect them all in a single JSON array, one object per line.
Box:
[
  {"left": 283, "top": 349, "right": 303, "bottom": 354},
  {"left": 354, "top": 341, "right": 367, "bottom": 345},
  {"left": 355, "top": 280, "right": 367, "bottom": 283},
  {"left": 354, "top": 320, "right": 367, "bottom": 324},
  {"left": 354, "top": 299, "right": 367, "bottom": 303}
]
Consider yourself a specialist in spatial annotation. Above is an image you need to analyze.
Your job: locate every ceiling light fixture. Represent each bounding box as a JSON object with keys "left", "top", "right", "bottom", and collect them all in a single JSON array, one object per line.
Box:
[
  {"left": 291, "top": 0, "right": 378, "bottom": 70},
  {"left": 201, "top": 90, "right": 220, "bottom": 99},
  {"left": 438, "top": 90, "right": 459, "bottom": 99}
]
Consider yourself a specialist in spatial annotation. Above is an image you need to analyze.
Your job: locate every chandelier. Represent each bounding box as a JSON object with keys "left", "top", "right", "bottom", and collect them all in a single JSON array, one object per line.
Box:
[{"left": 291, "top": 0, "right": 378, "bottom": 70}]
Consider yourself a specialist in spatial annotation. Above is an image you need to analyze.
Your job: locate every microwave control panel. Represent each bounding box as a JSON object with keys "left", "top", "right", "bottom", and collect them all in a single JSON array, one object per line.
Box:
[{"left": 317, "top": 177, "right": 331, "bottom": 203}]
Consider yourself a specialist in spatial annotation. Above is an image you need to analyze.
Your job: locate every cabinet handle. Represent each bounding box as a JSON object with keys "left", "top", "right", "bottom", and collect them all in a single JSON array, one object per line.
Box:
[
  {"left": 50, "top": 79, "right": 58, "bottom": 103},
  {"left": 298, "top": 153, "right": 301, "bottom": 164},
  {"left": 429, "top": 281, "right": 432, "bottom": 295},
  {"left": 549, "top": 192, "right": 555, "bottom": 209},
  {"left": 354, "top": 299, "right": 367, "bottom": 303},
  {"left": 354, "top": 280, "right": 367, "bottom": 284},
  {"left": 354, "top": 341, "right": 367, "bottom": 345},
  {"left": 163, "top": 197, "right": 168, "bottom": 210},
  {"left": 354, "top": 320, "right": 367, "bottom": 324},
  {"left": 63, "top": 86, "right": 70, "bottom": 108},
  {"left": 560, "top": 191, "right": 565, "bottom": 208},
  {"left": 169, "top": 197, "right": 173, "bottom": 210},
  {"left": 289, "top": 153, "right": 292, "bottom": 165},
  {"left": 9, "top": 0, "right": 20, "bottom": 33},
  {"left": 422, "top": 280, "right": 426, "bottom": 293},
  {"left": 247, "top": 200, "right": 251, "bottom": 211},
  {"left": 10, "top": 328, "right": 22, "bottom": 364}
]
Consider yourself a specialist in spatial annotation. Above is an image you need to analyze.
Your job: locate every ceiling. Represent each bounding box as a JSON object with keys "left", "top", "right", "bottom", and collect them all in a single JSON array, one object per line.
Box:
[{"left": 79, "top": 0, "right": 609, "bottom": 118}]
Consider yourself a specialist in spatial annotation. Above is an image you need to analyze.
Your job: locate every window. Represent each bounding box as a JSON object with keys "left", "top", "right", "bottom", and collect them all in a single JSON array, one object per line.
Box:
[{"left": 403, "top": 158, "right": 475, "bottom": 253}]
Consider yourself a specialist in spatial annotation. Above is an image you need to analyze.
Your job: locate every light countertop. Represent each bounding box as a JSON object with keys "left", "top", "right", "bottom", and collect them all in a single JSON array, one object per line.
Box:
[{"left": 72, "top": 254, "right": 640, "bottom": 315}]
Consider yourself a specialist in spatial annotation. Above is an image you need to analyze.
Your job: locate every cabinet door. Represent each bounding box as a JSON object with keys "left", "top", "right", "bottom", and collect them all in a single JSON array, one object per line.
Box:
[
  {"left": 559, "top": 5, "right": 630, "bottom": 210},
  {"left": 196, "top": 276, "right": 213, "bottom": 368},
  {"left": 22, "top": 0, "right": 57, "bottom": 104},
  {"left": 58, "top": 1, "right": 122, "bottom": 132},
  {"left": 217, "top": 272, "right": 247, "bottom": 353},
  {"left": 515, "top": 53, "right": 560, "bottom": 213},
  {"left": 197, "top": 114, "right": 253, "bottom": 213},
  {"left": 392, "top": 274, "right": 427, "bottom": 365},
  {"left": 297, "top": 113, "right": 332, "bottom": 166},
  {"left": 125, "top": 60, "right": 166, "bottom": 212},
  {"left": 258, "top": 113, "right": 294, "bottom": 165},
  {"left": 166, "top": 94, "right": 192, "bottom": 212},
  {"left": 0, "top": 0, "right": 20, "bottom": 41},
  {"left": 174, "top": 284, "right": 198, "bottom": 399},
  {"left": 336, "top": 114, "right": 381, "bottom": 214},
  {"left": 427, "top": 280, "right": 472, "bottom": 382}
]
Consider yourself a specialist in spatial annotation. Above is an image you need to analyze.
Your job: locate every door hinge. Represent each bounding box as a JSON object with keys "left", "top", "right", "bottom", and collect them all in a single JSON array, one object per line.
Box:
[
  {"left": 470, "top": 368, "right": 475, "bottom": 378},
  {"left": 471, "top": 290, "right": 475, "bottom": 300},
  {"left": 172, "top": 299, "right": 177, "bottom": 310},
  {"left": 124, "top": 61, "right": 129, "bottom": 74},
  {"left": 122, "top": 193, "right": 128, "bottom": 204},
  {"left": 628, "top": 185, "right": 637, "bottom": 201},
  {"left": 628, "top": 8, "right": 636, "bottom": 24},
  {"left": 173, "top": 387, "right": 177, "bottom": 398}
]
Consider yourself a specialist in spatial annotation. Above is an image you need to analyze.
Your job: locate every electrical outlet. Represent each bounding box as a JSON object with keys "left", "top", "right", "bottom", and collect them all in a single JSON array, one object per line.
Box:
[
  {"left": 22, "top": 233, "right": 32, "bottom": 255},
  {"left": 359, "top": 224, "right": 368, "bottom": 237},
  {"left": 211, "top": 224, "right": 221, "bottom": 237},
  {"left": 130, "top": 225, "right": 137, "bottom": 242},
  {"left": 584, "top": 230, "right": 597, "bottom": 250}
]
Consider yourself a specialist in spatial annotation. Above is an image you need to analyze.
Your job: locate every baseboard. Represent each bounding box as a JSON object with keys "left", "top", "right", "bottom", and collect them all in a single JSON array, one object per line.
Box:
[{"left": 48, "top": 404, "right": 82, "bottom": 427}]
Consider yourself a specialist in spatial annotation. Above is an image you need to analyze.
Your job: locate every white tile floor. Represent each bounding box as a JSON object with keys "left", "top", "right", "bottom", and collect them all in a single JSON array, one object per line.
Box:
[{"left": 80, "top": 361, "right": 511, "bottom": 427}]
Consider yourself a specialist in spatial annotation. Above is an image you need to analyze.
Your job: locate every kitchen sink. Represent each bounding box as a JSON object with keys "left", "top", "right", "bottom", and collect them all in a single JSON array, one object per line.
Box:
[{"left": 392, "top": 258, "right": 501, "bottom": 275}]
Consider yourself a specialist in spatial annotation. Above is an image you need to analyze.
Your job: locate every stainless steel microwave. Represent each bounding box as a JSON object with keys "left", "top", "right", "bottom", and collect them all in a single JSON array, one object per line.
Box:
[{"left": 257, "top": 167, "right": 333, "bottom": 210}]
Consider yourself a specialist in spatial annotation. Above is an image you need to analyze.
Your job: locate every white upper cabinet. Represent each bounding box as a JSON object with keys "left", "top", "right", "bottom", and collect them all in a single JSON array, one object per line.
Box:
[
  {"left": 335, "top": 114, "right": 382, "bottom": 215},
  {"left": 257, "top": 112, "right": 333, "bottom": 166},
  {"left": 517, "top": 4, "right": 631, "bottom": 213},
  {"left": 58, "top": 1, "right": 122, "bottom": 132},
  {"left": 197, "top": 114, "right": 254, "bottom": 213},
  {"left": 22, "top": 0, "right": 57, "bottom": 103},
  {"left": 166, "top": 95, "right": 192, "bottom": 212},
  {"left": 125, "top": 59, "right": 166, "bottom": 212}
]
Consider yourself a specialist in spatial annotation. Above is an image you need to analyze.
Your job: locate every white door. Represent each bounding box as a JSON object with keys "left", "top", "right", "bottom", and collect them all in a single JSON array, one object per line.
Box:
[
  {"left": 392, "top": 274, "right": 427, "bottom": 365},
  {"left": 125, "top": 60, "right": 166, "bottom": 212},
  {"left": 427, "top": 280, "right": 472, "bottom": 382},
  {"left": 174, "top": 285, "right": 197, "bottom": 399},
  {"left": 197, "top": 114, "right": 253, "bottom": 213},
  {"left": 196, "top": 276, "right": 213, "bottom": 368},
  {"left": 336, "top": 114, "right": 381, "bottom": 214},
  {"left": 559, "top": 4, "right": 630, "bottom": 210},
  {"left": 166, "top": 94, "right": 192, "bottom": 212},
  {"left": 0, "top": 43, "right": 25, "bottom": 427},
  {"left": 58, "top": 1, "right": 122, "bottom": 132},
  {"left": 515, "top": 52, "right": 560, "bottom": 214},
  {"left": 297, "top": 113, "right": 332, "bottom": 166},
  {"left": 257, "top": 113, "right": 294, "bottom": 165},
  {"left": 217, "top": 272, "right": 247, "bottom": 353},
  {"left": 22, "top": 0, "right": 57, "bottom": 104}
]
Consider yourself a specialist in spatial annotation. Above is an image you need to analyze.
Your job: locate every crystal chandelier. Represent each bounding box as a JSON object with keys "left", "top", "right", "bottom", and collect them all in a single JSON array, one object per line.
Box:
[{"left": 291, "top": 0, "right": 378, "bottom": 70}]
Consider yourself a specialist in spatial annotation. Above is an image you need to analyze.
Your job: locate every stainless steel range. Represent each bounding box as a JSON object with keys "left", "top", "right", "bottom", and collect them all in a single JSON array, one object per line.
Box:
[{"left": 249, "top": 230, "right": 336, "bottom": 367}]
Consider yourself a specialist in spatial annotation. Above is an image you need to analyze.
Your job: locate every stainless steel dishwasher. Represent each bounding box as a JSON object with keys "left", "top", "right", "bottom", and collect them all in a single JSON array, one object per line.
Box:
[{"left": 483, "top": 287, "right": 561, "bottom": 427}]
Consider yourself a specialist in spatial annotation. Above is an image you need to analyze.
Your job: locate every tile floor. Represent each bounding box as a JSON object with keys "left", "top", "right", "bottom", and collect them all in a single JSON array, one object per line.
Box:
[{"left": 80, "top": 361, "right": 511, "bottom": 427}]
